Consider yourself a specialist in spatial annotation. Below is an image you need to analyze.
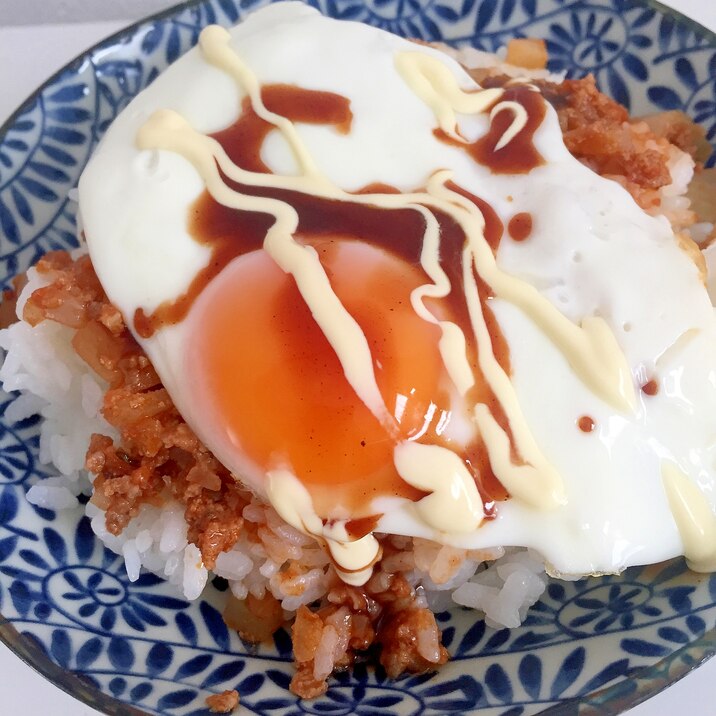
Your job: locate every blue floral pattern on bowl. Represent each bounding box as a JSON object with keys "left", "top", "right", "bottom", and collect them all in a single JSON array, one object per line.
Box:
[{"left": 2, "top": 0, "right": 716, "bottom": 713}]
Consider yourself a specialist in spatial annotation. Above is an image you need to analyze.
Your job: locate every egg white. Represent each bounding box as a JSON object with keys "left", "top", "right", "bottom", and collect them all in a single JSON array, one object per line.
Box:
[{"left": 79, "top": 2, "right": 716, "bottom": 576}]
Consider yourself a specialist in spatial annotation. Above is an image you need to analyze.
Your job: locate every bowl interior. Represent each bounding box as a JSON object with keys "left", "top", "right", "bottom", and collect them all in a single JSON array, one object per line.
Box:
[{"left": 1, "top": 1, "right": 716, "bottom": 714}]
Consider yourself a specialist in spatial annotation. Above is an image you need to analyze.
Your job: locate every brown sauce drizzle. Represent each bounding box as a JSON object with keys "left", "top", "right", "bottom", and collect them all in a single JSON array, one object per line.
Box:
[
  {"left": 641, "top": 379, "right": 659, "bottom": 396},
  {"left": 211, "top": 84, "right": 351, "bottom": 173},
  {"left": 355, "top": 182, "right": 402, "bottom": 195},
  {"left": 133, "top": 79, "right": 549, "bottom": 516},
  {"left": 578, "top": 415, "right": 596, "bottom": 433},
  {"left": 344, "top": 515, "right": 382, "bottom": 539},
  {"left": 508, "top": 212, "right": 533, "bottom": 242},
  {"left": 435, "top": 85, "right": 546, "bottom": 174}
]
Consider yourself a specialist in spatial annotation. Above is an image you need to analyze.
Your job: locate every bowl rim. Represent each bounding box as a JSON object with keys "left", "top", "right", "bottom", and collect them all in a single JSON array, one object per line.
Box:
[{"left": 1, "top": 0, "right": 715, "bottom": 714}]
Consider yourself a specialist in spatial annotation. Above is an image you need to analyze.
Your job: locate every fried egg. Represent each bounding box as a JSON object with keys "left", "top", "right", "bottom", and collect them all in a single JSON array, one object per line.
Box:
[{"left": 79, "top": 2, "right": 716, "bottom": 583}]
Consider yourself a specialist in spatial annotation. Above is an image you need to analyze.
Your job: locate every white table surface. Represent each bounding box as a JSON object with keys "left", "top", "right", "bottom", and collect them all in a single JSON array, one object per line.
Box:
[{"left": 1, "top": 1, "right": 715, "bottom": 714}]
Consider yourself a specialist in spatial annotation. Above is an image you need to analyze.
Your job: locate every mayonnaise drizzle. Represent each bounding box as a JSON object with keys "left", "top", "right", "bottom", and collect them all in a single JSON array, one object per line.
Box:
[
  {"left": 662, "top": 463, "right": 716, "bottom": 572},
  {"left": 266, "top": 470, "right": 382, "bottom": 585},
  {"left": 433, "top": 180, "right": 635, "bottom": 413},
  {"left": 491, "top": 100, "right": 529, "bottom": 151},
  {"left": 395, "top": 51, "right": 528, "bottom": 152},
  {"left": 394, "top": 442, "right": 484, "bottom": 532},
  {"left": 408, "top": 206, "right": 475, "bottom": 395},
  {"left": 394, "top": 51, "right": 503, "bottom": 141},
  {"left": 135, "top": 24, "right": 640, "bottom": 581},
  {"left": 200, "top": 25, "right": 323, "bottom": 180}
]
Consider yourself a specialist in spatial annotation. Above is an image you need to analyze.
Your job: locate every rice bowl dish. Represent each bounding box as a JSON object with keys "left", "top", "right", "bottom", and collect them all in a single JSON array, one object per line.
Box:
[{"left": 2, "top": 1, "right": 716, "bottom": 706}]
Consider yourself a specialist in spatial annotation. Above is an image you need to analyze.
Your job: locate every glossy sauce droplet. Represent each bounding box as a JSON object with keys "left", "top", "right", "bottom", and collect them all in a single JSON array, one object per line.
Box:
[
  {"left": 507, "top": 212, "right": 533, "bottom": 242},
  {"left": 642, "top": 379, "right": 659, "bottom": 396},
  {"left": 345, "top": 514, "right": 382, "bottom": 539},
  {"left": 577, "top": 415, "right": 595, "bottom": 433},
  {"left": 211, "top": 84, "right": 352, "bottom": 173}
]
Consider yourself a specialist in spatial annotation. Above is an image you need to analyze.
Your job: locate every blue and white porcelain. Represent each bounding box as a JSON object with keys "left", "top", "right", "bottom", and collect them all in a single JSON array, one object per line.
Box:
[{"left": 2, "top": 1, "right": 716, "bottom": 713}]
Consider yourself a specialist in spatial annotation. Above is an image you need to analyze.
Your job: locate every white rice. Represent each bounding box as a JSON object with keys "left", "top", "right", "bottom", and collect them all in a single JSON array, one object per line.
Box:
[
  {"left": 0, "top": 265, "right": 109, "bottom": 508},
  {"left": 452, "top": 549, "right": 547, "bottom": 629}
]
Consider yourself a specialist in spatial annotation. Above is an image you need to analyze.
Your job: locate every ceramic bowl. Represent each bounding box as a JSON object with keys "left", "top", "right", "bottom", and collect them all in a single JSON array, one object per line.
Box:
[{"left": 1, "top": 1, "right": 716, "bottom": 713}]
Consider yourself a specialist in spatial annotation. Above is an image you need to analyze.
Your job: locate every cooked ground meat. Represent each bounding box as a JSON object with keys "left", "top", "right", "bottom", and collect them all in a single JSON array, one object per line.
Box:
[
  {"left": 378, "top": 607, "right": 448, "bottom": 678},
  {"left": 475, "top": 73, "right": 696, "bottom": 213},
  {"left": 24, "top": 251, "right": 251, "bottom": 570},
  {"left": 205, "top": 689, "right": 239, "bottom": 713},
  {"left": 288, "top": 573, "right": 446, "bottom": 698},
  {"left": 223, "top": 591, "right": 285, "bottom": 643},
  {"left": 538, "top": 76, "right": 671, "bottom": 195},
  {"left": 0, "top": 275, "right": 25, "bottom": 330}
]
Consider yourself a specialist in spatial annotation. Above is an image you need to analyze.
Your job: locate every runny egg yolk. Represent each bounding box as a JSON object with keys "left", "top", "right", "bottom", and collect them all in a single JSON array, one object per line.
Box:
[{"left": 188, "top": 239, "right": 455, "bottom": 517}]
